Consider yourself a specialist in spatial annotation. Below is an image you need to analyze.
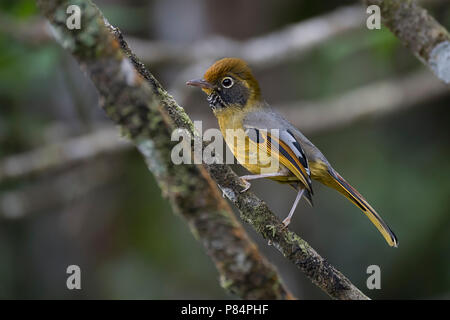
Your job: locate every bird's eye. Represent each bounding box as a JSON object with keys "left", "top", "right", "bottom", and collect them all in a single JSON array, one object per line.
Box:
[{"left": 221, "top": 77, "right": 234, "bottom": 88}]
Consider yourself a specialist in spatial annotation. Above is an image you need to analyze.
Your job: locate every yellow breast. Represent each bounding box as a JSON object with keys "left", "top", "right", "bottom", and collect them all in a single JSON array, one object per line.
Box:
[
  {"left": 214, "top": 107, "right": 293, "bottom": 182},
  {"left": 215, "top": 107, "right": 256, "bottom": 172}
]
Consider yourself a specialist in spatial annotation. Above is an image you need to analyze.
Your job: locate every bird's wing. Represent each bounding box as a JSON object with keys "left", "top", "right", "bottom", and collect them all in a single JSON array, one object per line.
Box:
[
  {"left": 243, "top": 107, "right": 329, "bottom": 162},
  {"left": 244, "top": 108, "right": 398, "bottom": 247},
  {"left": 243, "top": 109, "right": 313, "bottom": 193}
]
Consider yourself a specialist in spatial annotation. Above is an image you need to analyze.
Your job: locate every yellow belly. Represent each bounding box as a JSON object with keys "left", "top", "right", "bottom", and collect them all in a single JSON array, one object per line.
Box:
[{"left": 216, "top": 107, "right": 297, "bottom": 183}]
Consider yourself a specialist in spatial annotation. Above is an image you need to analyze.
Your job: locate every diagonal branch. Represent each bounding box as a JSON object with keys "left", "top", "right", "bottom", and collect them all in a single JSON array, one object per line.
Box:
[
  {"left": 1, "top": 70, "right": 446, "bottom": 185},
  {"left": 365, "top": 0, "right": 450, "bottom": 84},
  {"left": 36, "top": 0, "right": 292, "bottom": 300},
  {"left": 36, "top": 0, "right": 369, "bottom": 299}
]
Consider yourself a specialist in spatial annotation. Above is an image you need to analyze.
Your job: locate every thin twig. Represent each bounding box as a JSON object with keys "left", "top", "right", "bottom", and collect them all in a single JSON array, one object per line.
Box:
[
  {"left": 0, "top": 127, "right": 129, "bottom": 182},
  {"left": 277, "top": 69, "right": 449, "bottom": 133},
  {"left": 0, "top": 156, "right": 123, "bottom": 219}
]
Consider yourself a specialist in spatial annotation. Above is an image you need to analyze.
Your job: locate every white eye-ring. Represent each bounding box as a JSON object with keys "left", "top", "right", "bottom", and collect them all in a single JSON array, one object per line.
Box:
[{"left": 221, "top": 77, "right": 234, "bottom": 88}]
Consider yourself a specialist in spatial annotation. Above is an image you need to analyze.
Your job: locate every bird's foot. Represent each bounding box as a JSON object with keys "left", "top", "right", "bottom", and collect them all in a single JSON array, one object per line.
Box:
[{"left": 240, "top": 178, "right": 251, "bottom": 193}]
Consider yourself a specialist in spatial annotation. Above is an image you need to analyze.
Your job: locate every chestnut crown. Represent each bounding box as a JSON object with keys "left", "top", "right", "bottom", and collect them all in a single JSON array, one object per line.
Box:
[{"left": 187, "top": 58, "right": 261, "bottom": 110}]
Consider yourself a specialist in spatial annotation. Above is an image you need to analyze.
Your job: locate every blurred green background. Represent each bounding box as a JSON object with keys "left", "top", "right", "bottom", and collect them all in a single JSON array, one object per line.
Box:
[{"left": 0, "top": 0, "right": 449, "bottom": 299}]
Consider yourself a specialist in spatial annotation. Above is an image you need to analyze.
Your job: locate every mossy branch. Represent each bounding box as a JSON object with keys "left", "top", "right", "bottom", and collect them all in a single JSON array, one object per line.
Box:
[
  {"left": 365, "top": 0, "right": 450, "bottom": 84},
  {"left": 36, "top": 0, "right": 369, "bottom": 300},
  {"left": 36, "top": 0, "right": 293, "bottom": 300}
]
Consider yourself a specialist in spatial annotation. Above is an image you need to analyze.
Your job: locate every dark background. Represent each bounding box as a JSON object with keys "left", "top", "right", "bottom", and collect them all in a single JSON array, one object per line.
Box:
[{"left": 0, "top": 0, "right": 449, "bottom": 299}]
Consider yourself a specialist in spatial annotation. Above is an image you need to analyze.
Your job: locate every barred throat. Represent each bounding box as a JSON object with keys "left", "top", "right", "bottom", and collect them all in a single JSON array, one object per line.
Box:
[{"left": 207, "top": 92, "right": 225, "bottom": 110}]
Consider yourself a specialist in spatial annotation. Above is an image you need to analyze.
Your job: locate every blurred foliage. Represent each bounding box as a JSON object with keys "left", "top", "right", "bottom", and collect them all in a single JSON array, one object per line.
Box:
[
  {"left": 0, "top": 0, "right": 37, "bottom": 17},
  {"left": 0, "top": 0, "right": 449, "bottom": 299}
]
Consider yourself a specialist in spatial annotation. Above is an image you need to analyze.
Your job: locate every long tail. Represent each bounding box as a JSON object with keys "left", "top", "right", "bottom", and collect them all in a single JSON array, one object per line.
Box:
[{"left": 327, "top": 169, "right": 398, "bottom": 247}]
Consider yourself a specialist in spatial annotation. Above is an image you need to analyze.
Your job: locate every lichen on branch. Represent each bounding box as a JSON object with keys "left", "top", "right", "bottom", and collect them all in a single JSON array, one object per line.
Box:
[
  {"left": 37, "top": 0, "right": 292, "bottom": 300},
  {"left": 36, "top": 0, "right": 369, "bottom": 300},
  {"left": 365, "top": 0, "right": 450, "bottom": 83}
]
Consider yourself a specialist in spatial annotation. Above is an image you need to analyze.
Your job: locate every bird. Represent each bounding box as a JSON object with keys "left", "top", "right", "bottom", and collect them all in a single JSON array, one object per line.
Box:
[{"left": 186, "top": 57, "right": 398, "bottom": 247}]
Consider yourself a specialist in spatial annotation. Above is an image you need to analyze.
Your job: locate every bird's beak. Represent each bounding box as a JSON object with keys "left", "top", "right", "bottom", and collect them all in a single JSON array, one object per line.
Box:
[{"left": 186, "top": 79, "right": 214, "bottom": 89}]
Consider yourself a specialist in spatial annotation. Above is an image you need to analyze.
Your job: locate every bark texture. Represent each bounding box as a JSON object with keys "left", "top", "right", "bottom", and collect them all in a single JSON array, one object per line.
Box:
[
  {"left": 366, "top": 0, "right": 450, "bottom": 83},
  {"left": 37, "top": 0, "right": 292, "bottom": 300},
  {"left": 36, "top": 0, "right": 369, "bottom": 299}
]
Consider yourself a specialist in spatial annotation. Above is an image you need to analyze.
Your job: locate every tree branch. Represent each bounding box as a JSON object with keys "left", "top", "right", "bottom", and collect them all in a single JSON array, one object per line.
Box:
[
  {"left": 365, "top": 0, "right": 450, "bottom": 83},
  {"left": 277, "top": 69, "right": 448, "bottom": 133},
  {"left": 1, "top": 5, "right": 364, "bottom": 66},
  {"left": 36, "top": 0, "right": 369, "bottom": 299},
  {"left": 0, "top": 127, "right": 129, "bottom": 182},
  {"left": 36, "top": 0, "right": 293, "bottom": 300},
  {"left": 0, "top": 155, "right": 123, "bottom": 219},
  {"left": 129, "top": 5, "right": 365, "bottom": 67}
]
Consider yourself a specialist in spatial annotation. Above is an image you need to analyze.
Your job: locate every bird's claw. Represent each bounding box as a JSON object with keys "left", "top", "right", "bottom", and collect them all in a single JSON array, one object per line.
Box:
[
  {"left": 281, "top": 217, "right": 291, "bottom": 229},
  {"left": 240, "top": 179, "right": 251, "bottom": 193}
]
